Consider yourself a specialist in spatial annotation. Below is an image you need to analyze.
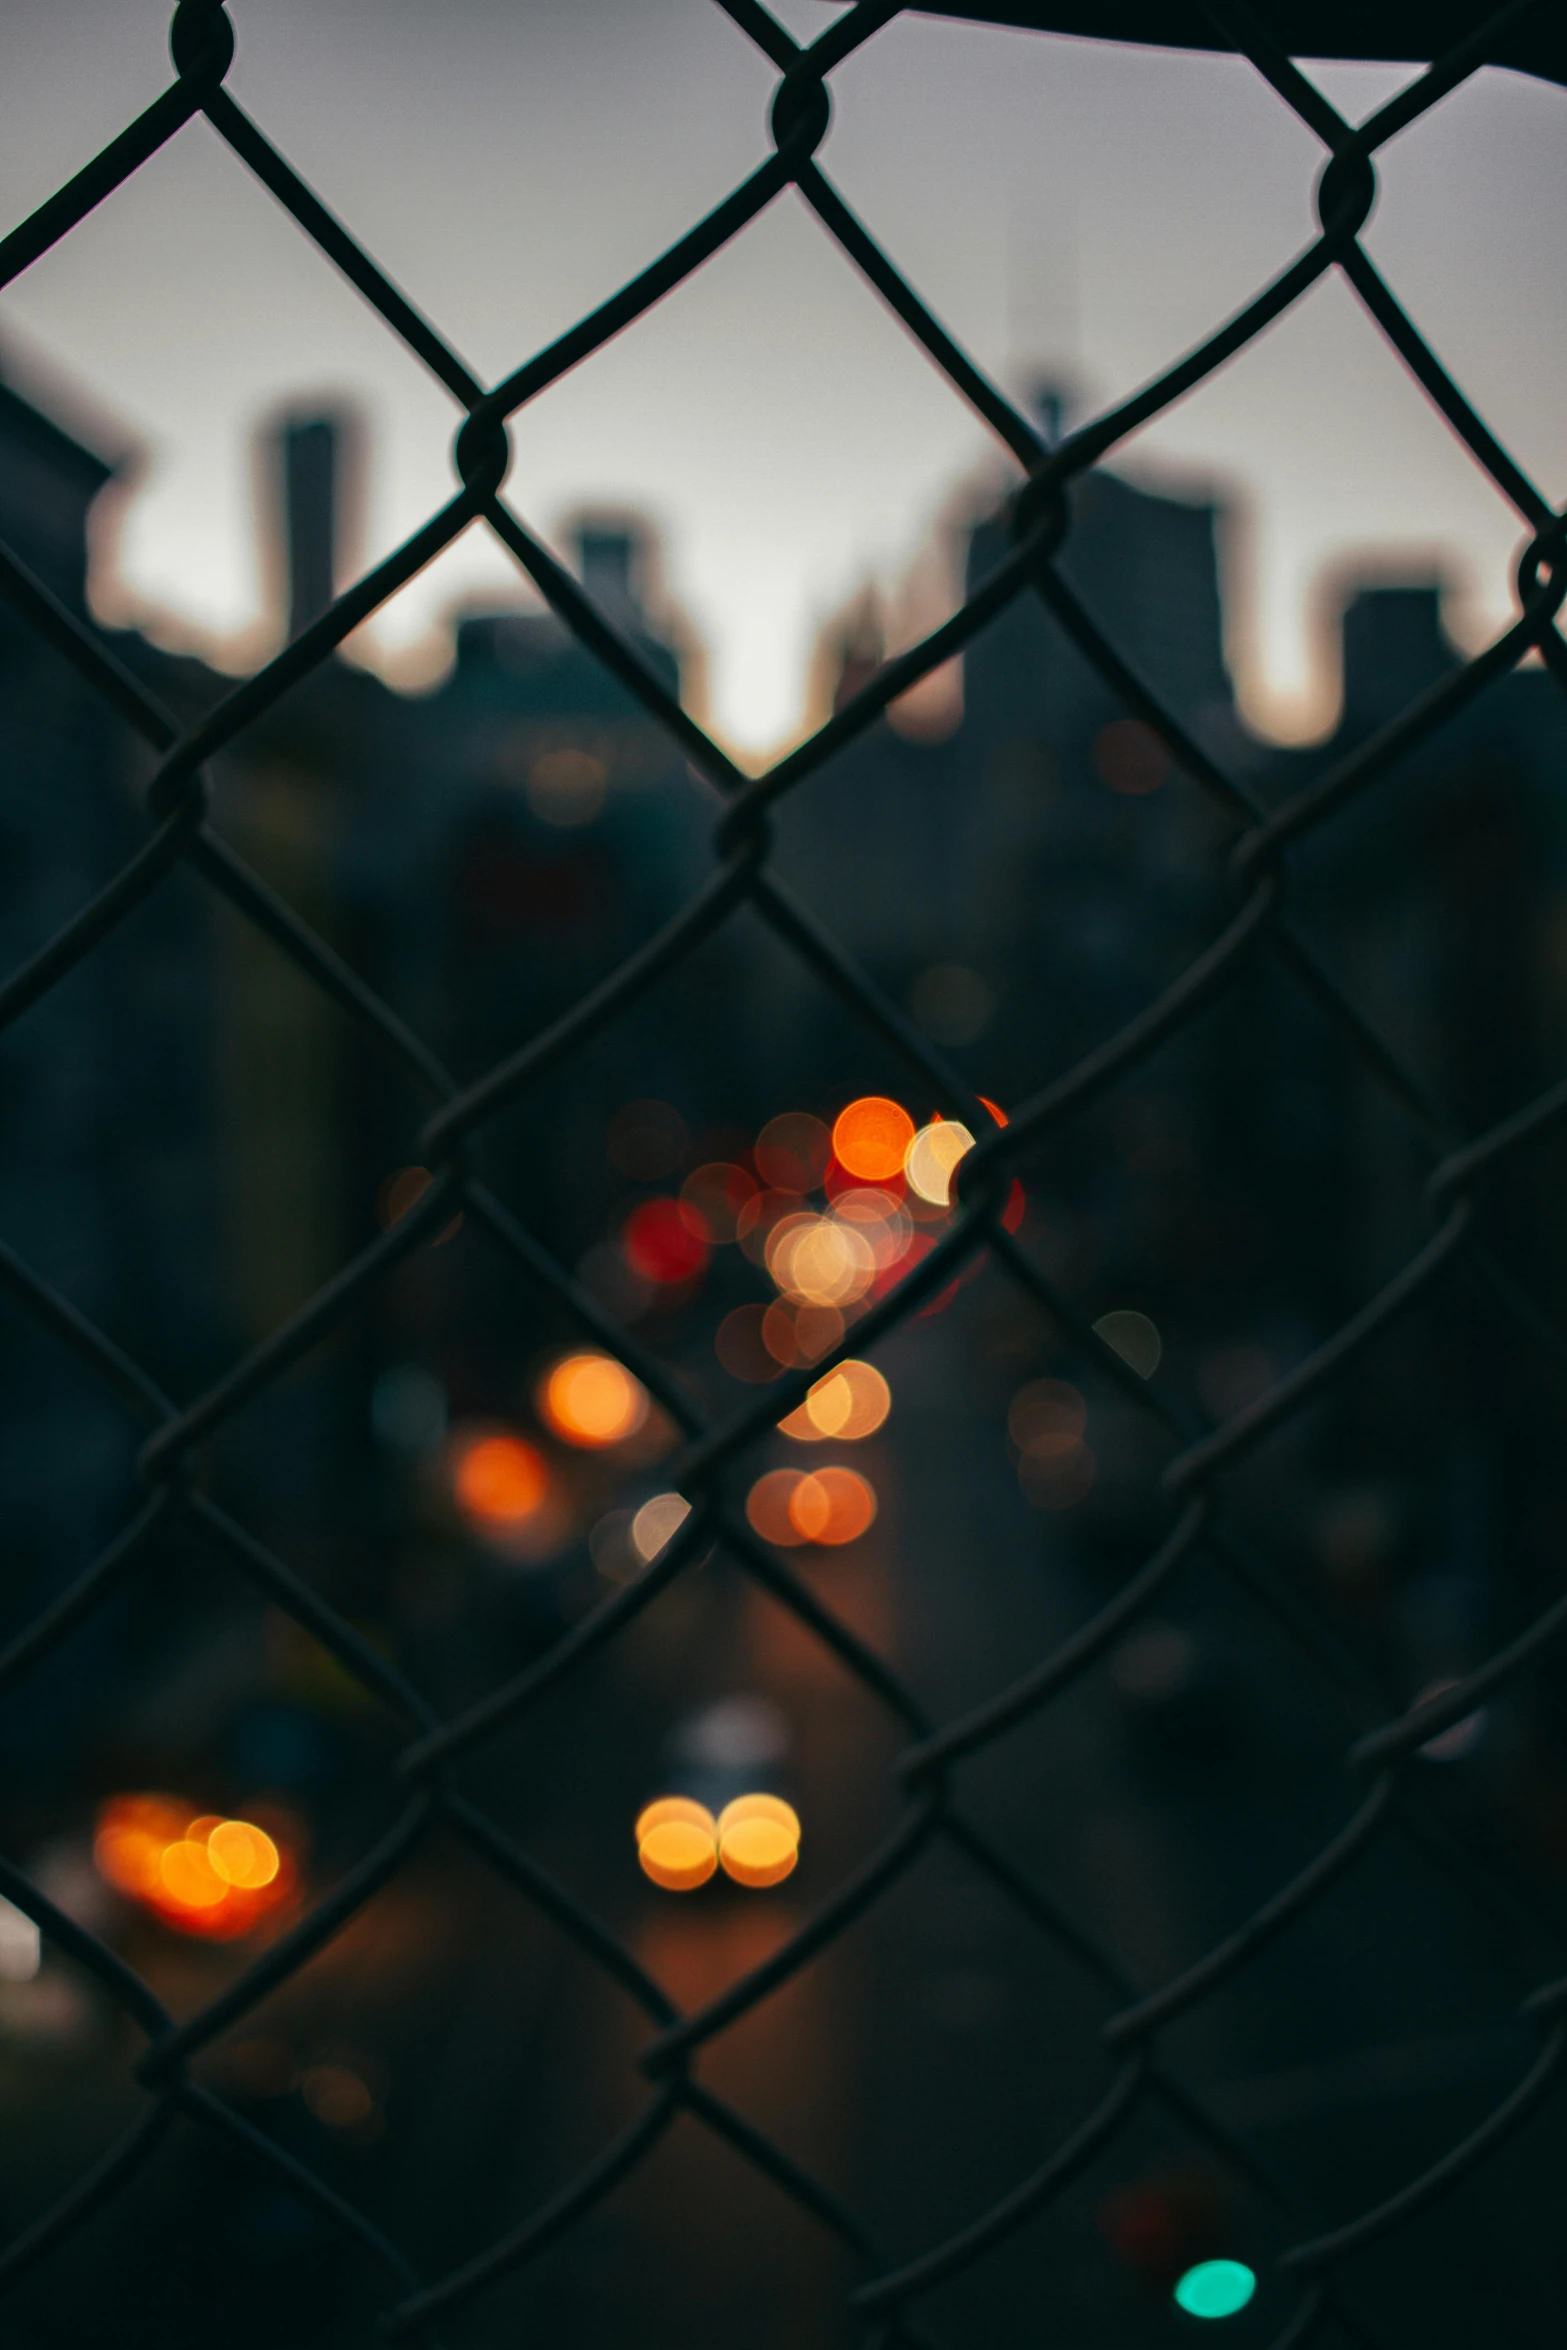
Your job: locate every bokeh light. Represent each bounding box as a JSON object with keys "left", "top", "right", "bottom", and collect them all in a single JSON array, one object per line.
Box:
[
  {"left": 1010, "top": 1380, "right": 1095, "bottom": 1510},
  {"left": 453, "top": 1432, "right": 551, "bottom": 1527},
  {"left": 526, "top": 745, "right": 606, "bottom": 826},
  {"left": 762, "top": 1298, "right": 845, "bottom": 1368},
  {"left": 832, "top": 1096, "right": 915, "bottom": 1183},
  {"left": 160, "top": 1839, "right": 228, "bottom": 1909},
  {"left": 636, "top": 1797, "right": 718, "bottom": 1892},
  {"left": 790, "top": 1466, "right": 878, "bottom": 1545},
  {"left": 376, "top": 1163, "right": 462, "bottom": 1244},
  {"left": 832, "top": 1186, "right": 914, "bottom": 1269},
  {"left": 623, "top": 1197, "right": 710, "bottom": 1287},
  {"left": 1094, "top": 1307, "right": 1163, "bottom": 1378},
  {"left": 750, "top": 1463, "right": 879, "bottom": 1547},
  {"left": 1095, "top": 717, "right": 1171, "bottom": 796},
  {"left": 635, "top": 1795, "right": 715, "bottom": 1842},
  {"left": 778, "top": 1359, "right": 891, "bottom": 1442},
  {"left": 736, "top": 1186, "right": 805, "bottom": 1264},
  {"left": 0, "top": 1895, "right": 40, "bottom": 1983},
  {"left": 1173, "top": 2260, "right": 1256, "bottom": 2319},
  {"left": 1019, "top": 1443, "right": 1096, "bottom": 1510},
  {"left": 540, "top": 1352, "right": 649, "bottom": 1448},
  {"left": 1008, "top": 1379, "right": 1088, "bottom": 1456},
  {"left": 746, "top": 1468, "right": 812, "bottom": 1546},
  {"left": 715, "top": 1303, "right": 785, "bottom": 1383},
  {"left": 631, "top": 1492, "right": 692, "bottom": 1562},
  {"left": 717, "top": 1794, "right": 801, "bottom": 1889},
  {"left": 301, "top": 2061, "right": 379, "bottom": 2133},
  {"left": 680, "top": 1161, "right": 757, "bottom": 1243},
  {"left": 904, "top": 1117, "right": 976, "bottom": 1207},
  {"left": 206, "top": 1819, "right": 281, "bottom": 1889},
  {"left": 94, "top": 1796, "right": 293, "bottom": 1939},
  {"left": 754, "top": 1111, "right": 830, "bottom": 1194},
  {"left": 766, "top": 1213, "right": 876, "bottom": 1307}
]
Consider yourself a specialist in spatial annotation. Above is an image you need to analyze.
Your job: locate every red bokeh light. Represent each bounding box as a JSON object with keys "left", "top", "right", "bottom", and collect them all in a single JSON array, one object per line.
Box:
[{"left": 623, "top": 1198, "right": 710, "bottom": 1286}]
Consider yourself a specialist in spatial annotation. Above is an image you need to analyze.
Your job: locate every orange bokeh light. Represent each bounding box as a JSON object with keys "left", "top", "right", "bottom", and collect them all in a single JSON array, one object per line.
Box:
[
  {"left": 715, "top": 1303, "right": 785, "bottom": 1383},
  {"left": 746, "top": 1468, "right": 812, "bottom": 1546},
  {"left": 717, "top": 1794, "right": 801, "bottom": 1889},
  {"left": 635, "top": 1795, "right": 715, "bottom": 1843},
  {"left": 748, "top": 1465, "right": 879, "bottom": 1546},
  {"left": 790, "top": 1466, "right": 877, "bottom": 1545},
  {"left": 453, "top": 1432, "right": 550, "bottom": 1525},
  {"left": 540, "top": 1353, "right": 649, "bottom": 1448},
  {"left": 636, "top": 1797, "right": 719, "bottom": 1892},
  {"left": 94, "top": 1795, "right": 293, "bottom": 1939},
  {"left": 832, "top": 1097, "right": 916, "bottom": 1184},
  {"left": 778, "top": 1359, "right": 891, "bottom": 1443},
  {"left": 754, "top": 1112, "right": 831, "bottom": 1194},
  {"left": 160, "top": 1839, "right": 228, "bottom": 1909},
  {"left": 762, "top": 1299, "right": 844, "bottom": 1368}
]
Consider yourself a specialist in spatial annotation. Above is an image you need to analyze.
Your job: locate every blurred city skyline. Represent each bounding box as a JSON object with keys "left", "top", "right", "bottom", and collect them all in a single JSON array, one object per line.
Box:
[{"left": 1, "top": 0, "right": 1564, "bottom": 751}]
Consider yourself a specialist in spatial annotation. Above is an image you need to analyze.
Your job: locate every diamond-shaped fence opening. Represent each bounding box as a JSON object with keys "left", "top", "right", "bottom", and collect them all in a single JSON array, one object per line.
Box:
[{"left": 2, "top": 3, "right": 1567, "bottom": 2344}]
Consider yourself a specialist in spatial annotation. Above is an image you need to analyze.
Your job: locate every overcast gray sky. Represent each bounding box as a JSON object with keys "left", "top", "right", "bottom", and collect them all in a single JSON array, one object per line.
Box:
[{"left": 2, "top": 0, "right": 1564, "bottom": 749}]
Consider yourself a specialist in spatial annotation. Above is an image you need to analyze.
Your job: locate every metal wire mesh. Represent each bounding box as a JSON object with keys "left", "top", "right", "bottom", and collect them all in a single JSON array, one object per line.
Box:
[{"left": 1, "top": 1, "right": 1565, "bottom": 2341}]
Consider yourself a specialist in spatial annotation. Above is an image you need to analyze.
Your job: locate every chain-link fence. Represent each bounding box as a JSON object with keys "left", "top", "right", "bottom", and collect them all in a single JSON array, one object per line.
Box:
[{"left": 2, "top": 2, "right": 1566, "bottom": 2342}]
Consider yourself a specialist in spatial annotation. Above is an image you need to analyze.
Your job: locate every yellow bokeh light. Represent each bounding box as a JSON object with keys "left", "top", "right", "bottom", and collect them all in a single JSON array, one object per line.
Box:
[
  {"left": 904, "top": 1119, "right": 976, "bottom": 1207},
  {"left": 635, "top": 1795, "right": 716, "bottom": 1845},
  {"left": 778, "top": 1359, "right": 891, "bottom": 1442},
  {"left": 631, "top": 1492, "right": 691, "bottom": 1562},
  {"left": 832, "top": 1096, "right": 916, "bottom": 1183},
  {"left": 717, "top": 1795, "right": 801, "bottom": 1889},
  {"left": 638, "top": 1818, "right": 719, "bottom": 1892},
  {"left": 540, "top": 1353, "right": 649, "bottom": 1448},
  {"left": 207, "top": 1819, "right": 281, "bottom": 1890},
  {"left": 159, "top": 1839, "right": 228, "bottom": 1909},
  {"left": 716, "top": 1793, "right": 800, "bottom": 1841}
]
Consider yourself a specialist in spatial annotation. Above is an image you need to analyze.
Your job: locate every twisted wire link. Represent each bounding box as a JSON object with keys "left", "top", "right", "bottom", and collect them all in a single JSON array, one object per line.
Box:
[{"left": 0, "top": 0, "right": 1564, "bottom": 2339}]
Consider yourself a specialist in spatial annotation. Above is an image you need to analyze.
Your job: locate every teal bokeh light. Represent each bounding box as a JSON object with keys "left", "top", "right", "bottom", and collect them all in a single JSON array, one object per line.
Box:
[{"left": 1173, "top": 2260, "right": 1257, "bottom": 2319}]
